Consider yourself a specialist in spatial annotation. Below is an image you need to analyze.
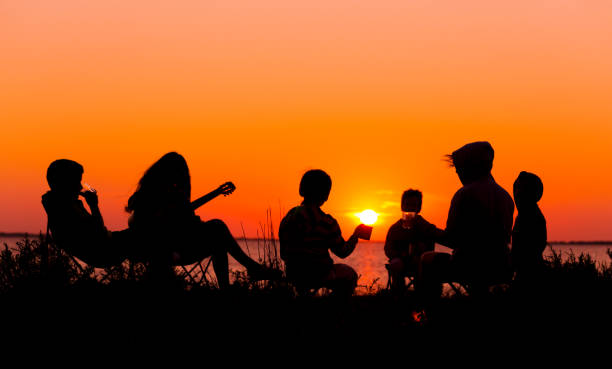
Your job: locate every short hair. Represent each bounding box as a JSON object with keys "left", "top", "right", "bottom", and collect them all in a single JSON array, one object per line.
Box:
[
  {"left": 514, "top": 171, "right": 543, "bottom": 203},
  {"left": 46, "top": 159, "right": 84, "bottom": 191},
  {"left": 401, "top": 189, "right": 422, "bottom": 212},
  {"left": 299, "top": 169, "right": 332, "bottom": 202}
]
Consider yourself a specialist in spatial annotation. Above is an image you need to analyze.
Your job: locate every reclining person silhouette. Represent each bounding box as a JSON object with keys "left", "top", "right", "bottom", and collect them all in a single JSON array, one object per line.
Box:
[
  {"left": 124, "top": 152, "right": 280, "bottom": 288},
  {"left": 416, "top": 141, "right": 515, "bottom": 304},
  {"left": 41, "top": 159, "right": 129, "bottom": 268},
  {"left": 279, "top": 169, "right": 370, "bottom": 298}
]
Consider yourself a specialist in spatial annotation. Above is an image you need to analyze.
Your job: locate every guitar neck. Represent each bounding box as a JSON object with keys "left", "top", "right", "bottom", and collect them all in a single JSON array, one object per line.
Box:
[{"left": 191, "top": 190, "right": 219, "bottom": 210}]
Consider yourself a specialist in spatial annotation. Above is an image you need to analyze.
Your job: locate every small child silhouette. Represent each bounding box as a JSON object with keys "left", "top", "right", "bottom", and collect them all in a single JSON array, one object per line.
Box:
[{"left": 511, "top": 171, "right": 547, "bottom": 285}]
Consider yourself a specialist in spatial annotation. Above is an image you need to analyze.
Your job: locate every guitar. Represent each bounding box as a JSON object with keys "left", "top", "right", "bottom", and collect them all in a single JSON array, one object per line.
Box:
[{"left": 191, "top": 181, "right": 236, "bottom": 210}]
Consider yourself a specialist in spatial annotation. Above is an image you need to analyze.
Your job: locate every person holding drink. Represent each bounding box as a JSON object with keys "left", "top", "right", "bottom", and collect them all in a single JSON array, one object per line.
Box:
[
  {"left": 279, "top": 169, "right": 370, "bottom": 297},
  {"left": 384, "top": 189, "right": 437, "bottom": 296},
  {"left": 41, "top": 159, "right": 130, "bottom": 268}
]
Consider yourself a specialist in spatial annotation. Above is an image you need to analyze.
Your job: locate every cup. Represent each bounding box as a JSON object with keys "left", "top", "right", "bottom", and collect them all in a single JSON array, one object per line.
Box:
[
  {"left": 401, "top": 211, "right": 417, "bottom": 229},
  {"left": 357, "top": 225, "right": 373, "bottom": 240},
  {"left": 82, "top": 182, "right": 96, "bottom": 193}
]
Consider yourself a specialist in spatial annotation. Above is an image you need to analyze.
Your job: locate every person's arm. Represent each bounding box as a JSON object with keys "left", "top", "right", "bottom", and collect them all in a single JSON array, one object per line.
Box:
[
  {"left": 191, "top": 182, "right": 235, "bottom": 210},
  {"left": 384, "top": 225, "right": 401, "bottom": 259},
  {"left": 434, "top": 191, "right": 463, "bottom": 249},
  {"left": 330, "top": 232, "right": 359, "bottom": 259},
  {"left": 539, "top": 216, "right": 548, "bottom": 255},
  {"left": 329, "top": 224, "right": 366, "bottom": 259},
  {"left": 80, "top": 190, "right": 104, "bottom": 224},
  {"left": 413, "top": 216, "right": 447, "bottom": 247}
]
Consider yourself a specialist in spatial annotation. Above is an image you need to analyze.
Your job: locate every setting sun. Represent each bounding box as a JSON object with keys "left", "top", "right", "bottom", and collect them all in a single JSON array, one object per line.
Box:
[{"left": 356, "top": 210, "right": 379, "bottom": 226}]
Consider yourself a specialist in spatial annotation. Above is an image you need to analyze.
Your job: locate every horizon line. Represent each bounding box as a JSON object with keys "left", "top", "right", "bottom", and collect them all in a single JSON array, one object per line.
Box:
[{"left": 1, "top": 232, "right": 612, "bottom": 245}]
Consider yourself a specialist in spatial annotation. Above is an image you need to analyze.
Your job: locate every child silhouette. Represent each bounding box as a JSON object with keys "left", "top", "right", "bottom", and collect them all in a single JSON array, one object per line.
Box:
[
  {"left": 384, "top": 189, "right": 436, "bottom": 295},
  {"left": 511, "top": 171, "right": 547, "bottom": 286},
  {"left": 279, "top": 169, "right": 369, "bottom": 297}
]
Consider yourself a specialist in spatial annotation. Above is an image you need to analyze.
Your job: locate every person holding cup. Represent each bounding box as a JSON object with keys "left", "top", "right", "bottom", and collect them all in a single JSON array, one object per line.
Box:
[
  {"left": 279, "top": 169, "right": 370, "bottom": 297},
  {"left": 384, "top": 189, "right": 437, "bottom": 296}
]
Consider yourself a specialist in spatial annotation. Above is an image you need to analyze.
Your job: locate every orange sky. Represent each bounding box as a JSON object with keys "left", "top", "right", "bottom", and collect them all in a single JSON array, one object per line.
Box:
[{"left": 1, "top": 1, "right": 611, "bottom": 241}]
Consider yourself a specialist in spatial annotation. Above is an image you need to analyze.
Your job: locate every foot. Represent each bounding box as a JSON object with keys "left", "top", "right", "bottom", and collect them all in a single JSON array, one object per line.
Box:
[{"left": 248, "top": 265, "right": 283, "bottom": 281}]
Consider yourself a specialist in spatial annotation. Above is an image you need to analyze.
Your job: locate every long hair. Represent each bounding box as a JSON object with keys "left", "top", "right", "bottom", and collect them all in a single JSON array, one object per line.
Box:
[{"left": 126, "top": 152, "right": 191, "bottom": 213}]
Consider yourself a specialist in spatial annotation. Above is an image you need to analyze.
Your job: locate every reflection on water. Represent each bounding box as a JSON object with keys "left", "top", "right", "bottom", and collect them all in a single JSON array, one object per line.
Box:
[
  {"left": 239, "top": 240, "right": 612, "bottom": 293},
  {"left": 2, "top": 236, "right": 610, "bottom": 294}
]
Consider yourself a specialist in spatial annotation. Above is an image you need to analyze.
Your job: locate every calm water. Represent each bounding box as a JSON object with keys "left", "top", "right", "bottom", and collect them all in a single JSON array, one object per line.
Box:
[
  {"left": 238, "top": 239, "right": 612, "bottom": 292},
  {"left": 2, "top": 236, "right": 610, "bottom": 293}
]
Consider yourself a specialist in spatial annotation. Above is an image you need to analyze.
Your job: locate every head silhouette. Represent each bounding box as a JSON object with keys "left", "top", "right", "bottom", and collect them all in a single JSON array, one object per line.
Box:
[
  {"left": 299, "top": 169, "right": 332, "bottom": 206},
  {"left": 513, "top": 171, "right": 543, "bottom": 211},
  {"left": 126, "top": 152, "right": 191, "bottom": 212},
  {"left": 46, "top": 159, "right": 84, "bottom": 196},
  {"left": 448, "top": 141, "right": 494, "bottom": 185},
  {"left": 401, "top": 189, "right": 422, "bottom": 213}
]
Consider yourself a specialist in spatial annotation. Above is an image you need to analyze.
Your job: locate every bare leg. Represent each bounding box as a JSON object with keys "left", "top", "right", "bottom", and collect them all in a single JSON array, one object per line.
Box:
[
  {"left": 209, "top": 244, "right": 230, "bottom": 289},
  {"left": 206, "top": 219, "right": 261, "bottom": 271},
  {"left": 176, "top": 219, "right": 280, "bottom": 287}
]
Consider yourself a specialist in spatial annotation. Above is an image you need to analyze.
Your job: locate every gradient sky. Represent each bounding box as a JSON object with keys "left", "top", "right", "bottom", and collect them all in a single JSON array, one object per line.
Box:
[{"left": 2, "top": 1, "right": 611, "bottom": 241}]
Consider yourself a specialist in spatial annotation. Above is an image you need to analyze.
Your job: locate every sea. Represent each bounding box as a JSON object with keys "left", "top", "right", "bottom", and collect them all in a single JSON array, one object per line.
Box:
[{"left": 2, "top": 235, "right": 610, "bottom": 293}]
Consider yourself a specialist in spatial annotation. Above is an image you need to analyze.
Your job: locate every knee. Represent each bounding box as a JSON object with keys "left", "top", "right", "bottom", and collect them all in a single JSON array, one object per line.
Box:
[
  {"left": 205, "top": 219, "right": 233, "bottom": 238},
  {"left": 334, "top": 264, "right": 358, "bottom": 286},
  {"left": 206, "top": 218, "right": 228, "bottom": 230},
  {"left": 388, "top": 258, "right": 405, "bottom": 276},
  {"left": 420, "top": 251, "right": 437, "bottom": 266}
]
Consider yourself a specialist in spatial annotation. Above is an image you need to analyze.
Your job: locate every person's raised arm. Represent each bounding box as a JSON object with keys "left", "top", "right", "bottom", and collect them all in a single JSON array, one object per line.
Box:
[
  {"left": 191, "top": 182, "right": 236, "bottom": 210},
  {"left": 414, "top": 215, "right": 448, "bottom": 247},
  {"left": 80, "top": 190, "right": 102, "bottom": 221},
  {"left": 330, "top": 224, "right": 369, "bottom": 258},
  {"left": 79, "top": 189, "right": 110, "bottom": 240}
]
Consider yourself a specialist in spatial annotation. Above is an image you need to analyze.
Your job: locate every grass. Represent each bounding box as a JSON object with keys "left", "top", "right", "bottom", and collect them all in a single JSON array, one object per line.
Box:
[{"left": 1, "top": 234, "right": 611, "bottom": 344}]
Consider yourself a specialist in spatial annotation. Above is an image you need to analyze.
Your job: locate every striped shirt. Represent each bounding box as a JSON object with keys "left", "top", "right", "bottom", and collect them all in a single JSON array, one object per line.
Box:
[{"left": 279, "top": 205, "right": 355, "bottom": 279}]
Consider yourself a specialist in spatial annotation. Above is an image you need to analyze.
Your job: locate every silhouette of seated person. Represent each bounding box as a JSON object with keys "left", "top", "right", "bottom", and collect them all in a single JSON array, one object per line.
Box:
[
  {"left": 279, "top": 169, "right": 369, "bottom": 297},
  {"left": 124, "top": 152, "right": 279, "bottom": 287},
  {"left": 384, "top": 189, "right": 435, "bottom": 295},
  {"left": 511, "top": 171, "right": 547, "bottom": 288},
  {"left": 41, "top": 159, "right": 128, "bottom": 268},
  {"left": 416, "top": 141, "right": 515, "bottom": 301}
]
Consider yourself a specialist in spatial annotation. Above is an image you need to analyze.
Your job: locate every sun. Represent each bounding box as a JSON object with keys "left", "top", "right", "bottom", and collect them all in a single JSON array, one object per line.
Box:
[{"left": 355, "top": 209, "right": 379, "bottom": 225}]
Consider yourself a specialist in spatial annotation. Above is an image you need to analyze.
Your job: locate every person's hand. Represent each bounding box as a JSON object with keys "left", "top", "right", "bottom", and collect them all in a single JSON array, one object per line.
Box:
[
  {"left": 353, "top": 224, "right": 371, "bottom": 240},
  {"left": 80, "top": 189, "right": 99, "bottom": 208}
]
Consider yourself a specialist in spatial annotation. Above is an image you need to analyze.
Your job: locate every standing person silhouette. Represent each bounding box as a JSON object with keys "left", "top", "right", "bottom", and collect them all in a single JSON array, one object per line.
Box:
[
  {"left": 511, "top": 171, "right": 547, "bottom": 288},
  {"left": 416, "top": 141, "right": 515, "bottom": 303},
  {"left": 125, "top": 152, "right": 280, "bottom": 288},
  {"left": 279, "top": 169, "right": 369, "bottom": 298}
]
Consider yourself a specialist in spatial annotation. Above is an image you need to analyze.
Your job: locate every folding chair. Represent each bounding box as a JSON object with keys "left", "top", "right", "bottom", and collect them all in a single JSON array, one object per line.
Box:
[{"left": 385, "top": 263, "right": 416, "bottom": 291}]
